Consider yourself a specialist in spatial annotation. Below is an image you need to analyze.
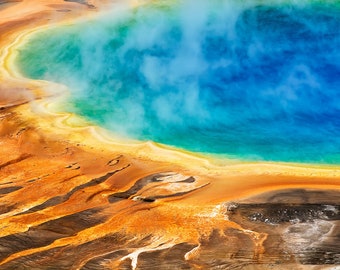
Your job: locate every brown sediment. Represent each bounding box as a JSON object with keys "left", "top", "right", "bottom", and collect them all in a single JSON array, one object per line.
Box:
[{"left": 0, "top": 1, "right": 339, "bottom": 269}]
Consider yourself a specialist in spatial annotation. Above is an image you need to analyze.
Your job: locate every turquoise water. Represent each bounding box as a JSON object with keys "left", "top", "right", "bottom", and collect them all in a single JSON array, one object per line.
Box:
[{"left": 18, "top": 0, "right": 340, "bottom": 163}]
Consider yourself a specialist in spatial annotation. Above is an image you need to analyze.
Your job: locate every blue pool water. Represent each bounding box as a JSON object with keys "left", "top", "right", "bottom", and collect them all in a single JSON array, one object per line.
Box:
[{"left": 17, "top": 0, "right": 340, "bottom": 163}]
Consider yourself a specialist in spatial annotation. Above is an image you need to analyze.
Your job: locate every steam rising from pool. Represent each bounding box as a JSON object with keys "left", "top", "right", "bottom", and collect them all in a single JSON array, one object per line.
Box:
[{"left": 18, "top": 0, "right": 340, "bottom": 163}]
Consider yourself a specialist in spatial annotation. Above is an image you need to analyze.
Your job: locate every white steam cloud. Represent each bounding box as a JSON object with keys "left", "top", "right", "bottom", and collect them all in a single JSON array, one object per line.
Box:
[{"left": 17, "top": 0, "right": 340, "bottom": 162}]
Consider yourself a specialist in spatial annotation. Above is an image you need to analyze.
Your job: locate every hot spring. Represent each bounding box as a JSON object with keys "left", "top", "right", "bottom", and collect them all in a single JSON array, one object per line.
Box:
[{"left": 17, "top": 0, "right": 340, "bottom": 163}]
